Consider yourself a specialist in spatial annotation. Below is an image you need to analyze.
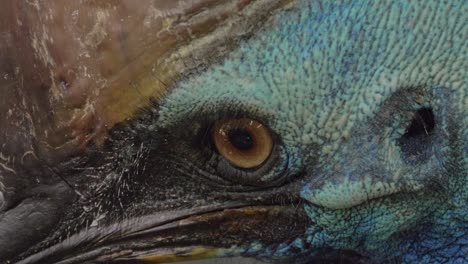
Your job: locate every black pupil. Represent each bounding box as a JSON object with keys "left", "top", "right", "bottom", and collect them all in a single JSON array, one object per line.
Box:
[{"left": 227, "top": 128, "right": 254, "bottom": 150}]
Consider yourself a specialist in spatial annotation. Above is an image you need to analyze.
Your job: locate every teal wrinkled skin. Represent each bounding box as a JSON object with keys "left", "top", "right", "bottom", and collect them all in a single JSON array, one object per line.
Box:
[{"left": 159, "top": 0, "right": 467, "bottom": 263}]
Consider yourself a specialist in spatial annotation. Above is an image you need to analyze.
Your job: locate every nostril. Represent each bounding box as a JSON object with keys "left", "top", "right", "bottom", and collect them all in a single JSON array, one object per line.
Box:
[
  {"left": 402, "top": 107, "right": 435, "bottom": 139},
  {"left": 398, "top": 107, "right": 435, "bottom": 162}
]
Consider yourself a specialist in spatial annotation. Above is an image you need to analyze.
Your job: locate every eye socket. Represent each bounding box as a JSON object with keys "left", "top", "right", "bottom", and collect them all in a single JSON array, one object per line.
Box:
[{"left": 212, "top": 118, "right": 273, "bottom": 169}]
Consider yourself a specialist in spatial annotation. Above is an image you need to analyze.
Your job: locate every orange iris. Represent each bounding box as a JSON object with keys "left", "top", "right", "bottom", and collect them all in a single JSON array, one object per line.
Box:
[{"left": 212, "top": 118, "right": 273, "bottom": 169}]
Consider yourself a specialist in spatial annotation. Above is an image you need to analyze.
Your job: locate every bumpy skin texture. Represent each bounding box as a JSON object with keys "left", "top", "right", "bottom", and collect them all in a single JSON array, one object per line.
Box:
[
  {"left": 0, "top": 0, "right": 466, "bottom": 263},
  {"left": 160, "top": 0, "right": 467, "bottom": 262}
]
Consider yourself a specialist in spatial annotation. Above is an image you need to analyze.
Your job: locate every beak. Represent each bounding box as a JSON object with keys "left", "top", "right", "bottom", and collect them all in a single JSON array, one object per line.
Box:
[
  {"left": 133, "top": 247, "right": 223, "bottom": 263},
  {"left": 19, "top": 205, "right": 309, "bottom": 263}
]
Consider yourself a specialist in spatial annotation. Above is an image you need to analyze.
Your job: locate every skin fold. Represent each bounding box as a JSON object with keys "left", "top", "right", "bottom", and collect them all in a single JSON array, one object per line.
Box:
[{"left": 0, "top": 0, "right": 466, "bottom": 263}]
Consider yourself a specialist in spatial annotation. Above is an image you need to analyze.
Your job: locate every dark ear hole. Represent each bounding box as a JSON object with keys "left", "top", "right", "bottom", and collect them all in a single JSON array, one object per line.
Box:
[
  {"left": 403, "top": 107, "right": 435, "bottom": 139},
  {"left": 398, "top": 107, "right": 435, "bottom": 163}
]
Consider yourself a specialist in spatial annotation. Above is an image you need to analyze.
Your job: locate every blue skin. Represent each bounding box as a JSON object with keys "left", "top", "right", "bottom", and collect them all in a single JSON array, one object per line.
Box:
[{"left": 159, "top": 0, "right": 467, "bottom": 263}]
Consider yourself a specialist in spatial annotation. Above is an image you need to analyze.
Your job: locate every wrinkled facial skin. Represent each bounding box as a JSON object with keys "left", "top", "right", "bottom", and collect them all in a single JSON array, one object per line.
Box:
[
  {"left": 159, "top": 0, "right": 467, "bottom": 261},
  {"left": 0, "top": 0, "right": 467, "bottom": 263}
]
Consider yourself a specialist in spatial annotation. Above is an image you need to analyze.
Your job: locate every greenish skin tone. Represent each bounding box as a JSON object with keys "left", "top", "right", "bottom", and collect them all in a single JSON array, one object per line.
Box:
[
  {"left": 160, "top": 0, "right": 467, "bottom": 262},
  {"left": 1, "top": 0, "right": 466, "bottom": 263}
]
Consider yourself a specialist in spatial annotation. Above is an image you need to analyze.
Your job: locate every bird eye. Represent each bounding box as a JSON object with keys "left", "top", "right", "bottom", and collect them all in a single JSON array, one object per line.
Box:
[{"left": 212, "top": 118, "right": 273, "bottom": 169}]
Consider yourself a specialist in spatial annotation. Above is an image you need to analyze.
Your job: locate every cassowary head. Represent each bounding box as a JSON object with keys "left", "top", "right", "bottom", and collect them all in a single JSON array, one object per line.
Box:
[{"left": 0, "top": 0, "right": 466, "bottom": 263}]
